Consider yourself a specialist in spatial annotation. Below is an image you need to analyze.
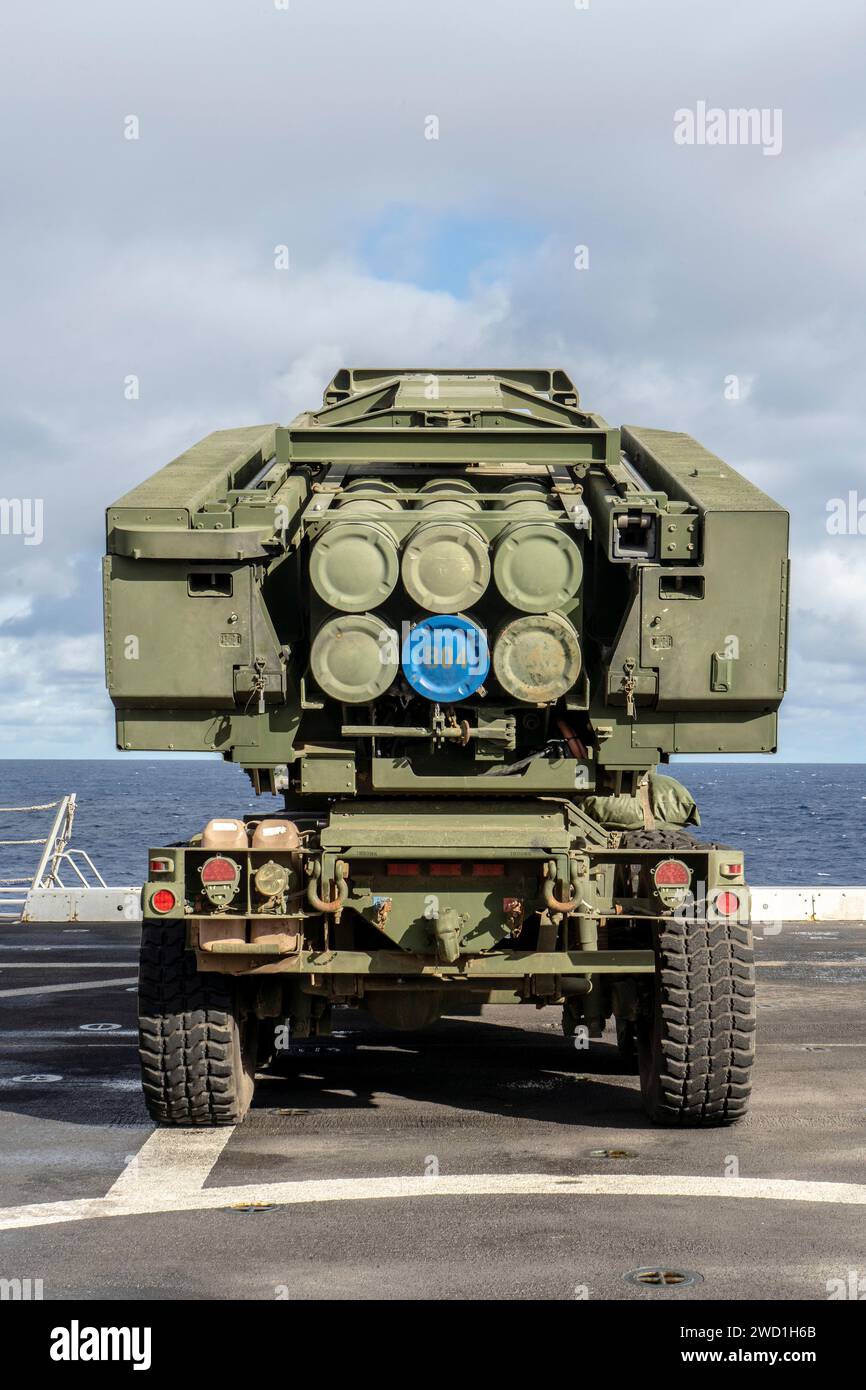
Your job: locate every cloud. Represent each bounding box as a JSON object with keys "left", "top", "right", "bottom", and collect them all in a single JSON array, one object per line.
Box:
[
  {"left": 0, "top": 630, "right": 110, "bottom": 751},
  {"left": 792, "top": 547, "right": 866, "bottom": 668}
]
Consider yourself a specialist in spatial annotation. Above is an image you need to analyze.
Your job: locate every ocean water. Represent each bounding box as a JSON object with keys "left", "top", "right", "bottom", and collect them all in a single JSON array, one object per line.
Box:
[
  {"left": 1, "top": 759, "right": 865, "bottom": 889},
  {"left": 673, "top": 762, "right": 866, "bottom": 885}
]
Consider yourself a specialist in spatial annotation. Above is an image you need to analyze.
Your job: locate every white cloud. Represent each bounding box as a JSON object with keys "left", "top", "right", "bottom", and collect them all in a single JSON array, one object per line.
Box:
[
  {"left": 0, "top": 594, "right": 33, "bottom": 626},
  {"left": 791, "top": 546, "right": 866, "bottom": 667}
]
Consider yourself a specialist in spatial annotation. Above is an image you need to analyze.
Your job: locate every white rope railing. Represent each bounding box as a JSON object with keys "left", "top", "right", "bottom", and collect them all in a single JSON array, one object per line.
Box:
[{"left": 0, "top": 797, "right": 76, "bottom": 919}]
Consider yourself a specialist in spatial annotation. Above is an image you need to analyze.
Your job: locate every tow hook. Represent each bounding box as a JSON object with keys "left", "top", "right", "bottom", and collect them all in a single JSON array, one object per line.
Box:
[
  {"left": 542, "top": 859, "right": 577, "bottom": 914},
  {"left": 306, "top": 858, "right": 349, "bottom": 919}
]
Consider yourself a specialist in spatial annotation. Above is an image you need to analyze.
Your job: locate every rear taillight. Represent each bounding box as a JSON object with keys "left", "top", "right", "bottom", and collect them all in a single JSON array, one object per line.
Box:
[
  {"left": 151, "top": 888, "right": 177, "bottom": 915},
  {"left": 653, "top": 859, "right": 691, "bottom": 888},
  {"left": 201, "top": 856, "right": 240, "bottom": 885},
  {"left": 652, "top": 857, "right": 692, "bottom": 909},
  {"left": 199, "top": 855, "right": 241, "bottom": 908},
  {"left": 714, "top": 890, "right": 741, "bottom": 917}
]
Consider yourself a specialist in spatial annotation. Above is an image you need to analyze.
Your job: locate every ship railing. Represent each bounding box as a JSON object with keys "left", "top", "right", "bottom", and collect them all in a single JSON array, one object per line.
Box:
[{"left": 0, "top": 794, "right": 141, "bottom": 924}]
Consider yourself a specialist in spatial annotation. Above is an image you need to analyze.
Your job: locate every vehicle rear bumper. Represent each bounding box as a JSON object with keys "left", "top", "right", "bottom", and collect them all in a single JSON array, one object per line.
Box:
[{"left": 193, "top": 943, "right": 655, "bottom": 979}]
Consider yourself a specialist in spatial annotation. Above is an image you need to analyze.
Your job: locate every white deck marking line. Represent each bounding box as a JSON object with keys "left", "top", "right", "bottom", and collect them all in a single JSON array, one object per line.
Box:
[
  {"left": 0, "top": 963, "right": 139, "bottom": 970},
  {"left": 1, "top": 1029, "right": 137, "bottom": 1039},
  {"left": 758, "top": 961, "right": 866, "bottom": 968},
  {"left": 0, "top": 978, "right": 138, "bottom": 998},
  {"left": 108, "top": 1126, "right": 236, "bottom": 1198},
  {"left": 4, "top": 1171, "right": 866, "bottom": 1233}
]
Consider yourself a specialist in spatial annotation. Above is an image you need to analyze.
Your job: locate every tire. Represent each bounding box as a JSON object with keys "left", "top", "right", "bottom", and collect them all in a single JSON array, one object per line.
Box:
[
  {"left": 619, "top": 826, "right": 736, "bottom": 852},
  {"left": 138, "top": 923, "right": 257, "bottom": 1126},
  {"left": 623, "top": 829, "right": 756, "bottom": 1126}
]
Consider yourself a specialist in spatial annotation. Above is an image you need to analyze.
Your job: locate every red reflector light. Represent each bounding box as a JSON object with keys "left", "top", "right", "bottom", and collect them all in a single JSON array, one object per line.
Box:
[
  {"left": 473, "top": 863, "right": 504, "bottom": 876},
  {"left": 721, "top": 862, "right": 743, "bottom": 877},
  {"left": 714, "top": 890, "right": 741, "bottom": 916},
  {"left": 150, "top": 859, "right": 169, "bottom": 873},
  {"left": 387, "top": 862, "right": 420, "bottom": 876},
  {"left": 430, "top": 863, "right": 461, "bottom": 876},
  {"left": 151, "top": 888, "right": 177, "bottom": 914},
  {"left": 201, "top": 856, "right": 239, "bottom": 885},
  {"left": 653, "top": 858, "right": 691, "bottom": 887}
]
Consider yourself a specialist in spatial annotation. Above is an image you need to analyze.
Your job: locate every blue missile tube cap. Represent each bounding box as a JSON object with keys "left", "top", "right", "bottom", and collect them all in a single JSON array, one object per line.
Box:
[{"left": 401, "top": 613, "right": 489, "bottom": 701}]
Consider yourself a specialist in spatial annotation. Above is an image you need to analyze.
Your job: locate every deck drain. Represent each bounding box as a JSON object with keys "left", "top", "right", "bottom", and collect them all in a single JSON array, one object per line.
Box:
[
  {"left": 625, "top": 1267, "right": 702, "bottom": 1289},
  {"left": 589, "top": 1148, "right": 637, "bottom": 1160},
  {"left": 225, "top": 1202, "right": 279, "bottom": 1214}
]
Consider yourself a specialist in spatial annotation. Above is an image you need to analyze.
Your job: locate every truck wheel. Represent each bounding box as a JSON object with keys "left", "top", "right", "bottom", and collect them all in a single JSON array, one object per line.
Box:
[
  {"left": 138, "top": 923, "right": 257, "bottom": 1126},
  {"left": 620, "top": 828, "right": 755, "bottom": 1125},
  {"left": 637, "top": 912, "right": 755, "bottom": 1125}
]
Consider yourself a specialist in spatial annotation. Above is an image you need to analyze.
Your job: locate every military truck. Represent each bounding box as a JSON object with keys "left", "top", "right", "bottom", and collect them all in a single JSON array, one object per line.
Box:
[{"left": 104, "top": 368, "right": 789, "bottom": 1127}]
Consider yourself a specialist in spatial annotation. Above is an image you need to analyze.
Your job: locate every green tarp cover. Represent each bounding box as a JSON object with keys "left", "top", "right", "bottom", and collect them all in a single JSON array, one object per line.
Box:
[{"left": 583, "top": 773, "right": 700, "bottom": 830}]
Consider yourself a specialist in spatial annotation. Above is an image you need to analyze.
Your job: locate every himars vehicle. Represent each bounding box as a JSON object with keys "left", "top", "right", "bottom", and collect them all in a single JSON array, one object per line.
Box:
[{"left": 103, "top": 369, "right": 789, "bottom": 1126}]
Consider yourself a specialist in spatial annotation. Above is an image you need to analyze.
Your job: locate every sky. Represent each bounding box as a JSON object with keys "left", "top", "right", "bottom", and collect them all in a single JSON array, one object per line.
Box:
[{"left": 0, "top": 0, "right": 864, "bottom": 760}]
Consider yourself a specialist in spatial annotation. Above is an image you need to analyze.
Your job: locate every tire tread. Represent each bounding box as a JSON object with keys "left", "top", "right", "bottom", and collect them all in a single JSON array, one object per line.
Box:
[{"left": 137, "top": 923, "right": 251, "bottom": 1125}]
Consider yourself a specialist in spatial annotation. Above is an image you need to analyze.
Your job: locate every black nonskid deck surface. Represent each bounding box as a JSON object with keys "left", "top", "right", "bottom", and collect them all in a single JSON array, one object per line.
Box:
[{"left": 1, "top": 919, "right": 865, "bottom": 1300}]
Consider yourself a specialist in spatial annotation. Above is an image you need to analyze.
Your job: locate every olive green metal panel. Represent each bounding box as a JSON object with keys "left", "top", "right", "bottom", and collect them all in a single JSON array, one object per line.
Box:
[
  {"left": 324, "top": 368, "right": 583, "bottom": 405},
  {"left": 369, "top": 757, "right": 592, "bottom": 793},
  {"left": 622, "top": 425, "right": 786, "bottom": 514},
  {"left": 104, "top": 556, "right": 252, "bottom": 706},
  {"left": 319, "top": 798, "right": 596, "bottom": 850},
  {"left": 634, "top": 710, "right": 779, "bottom": 754},
  {"left": 115, "top": 711, "right": 241, "bottom": 752},
  {"left": 640, "top": 511, "right": 789, "bottom": 708},
  {"left": 109, "top": 424, "right": 279, "bottom": 519},
  {"left": 299, "top": 755, "right": 356, "bottom": 795}
]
